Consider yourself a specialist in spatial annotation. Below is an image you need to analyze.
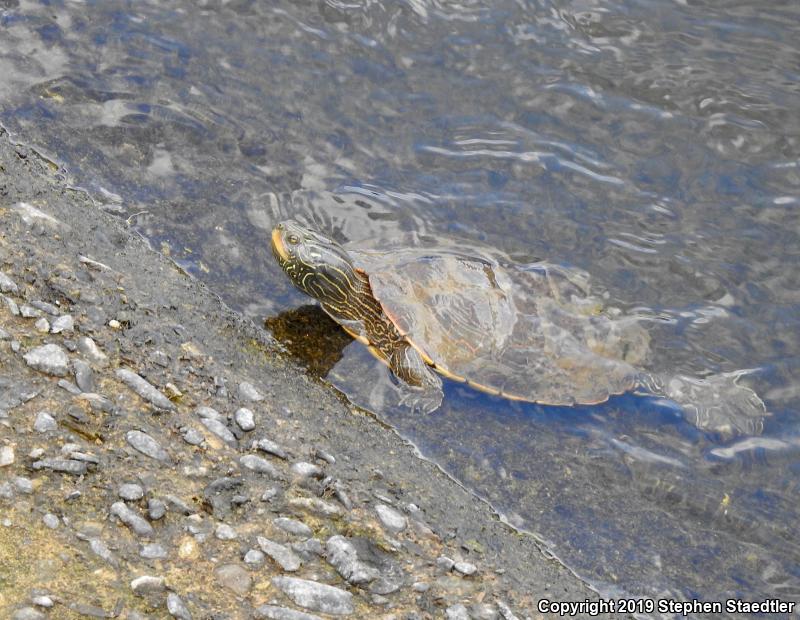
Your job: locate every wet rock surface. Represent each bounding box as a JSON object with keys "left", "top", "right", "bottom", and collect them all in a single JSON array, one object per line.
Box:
[{"left": 0, "top": 132, "right": 613, "bottom": 618}]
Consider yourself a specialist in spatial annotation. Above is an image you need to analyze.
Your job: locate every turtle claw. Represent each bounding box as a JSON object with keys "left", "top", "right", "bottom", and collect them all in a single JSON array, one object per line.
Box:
[{"left": 398, "top": 386, "right": 444, "bottom": 415}]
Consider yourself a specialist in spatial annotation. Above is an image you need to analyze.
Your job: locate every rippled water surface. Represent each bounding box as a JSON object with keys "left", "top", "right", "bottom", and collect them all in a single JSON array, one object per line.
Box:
[{"left": 2, "top": 0, "right": 799, "bottom": 608}]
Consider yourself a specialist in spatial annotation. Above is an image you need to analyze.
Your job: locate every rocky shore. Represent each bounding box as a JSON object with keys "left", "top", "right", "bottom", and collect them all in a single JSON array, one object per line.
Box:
[{"left": 0, "top": 128, "right": 613, "bottom": 619}]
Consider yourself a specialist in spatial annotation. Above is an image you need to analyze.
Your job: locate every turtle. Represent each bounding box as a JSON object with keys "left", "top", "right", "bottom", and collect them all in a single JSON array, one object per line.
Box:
[{"left": 270, "top": 219, "right": 766, "bottom": 436}]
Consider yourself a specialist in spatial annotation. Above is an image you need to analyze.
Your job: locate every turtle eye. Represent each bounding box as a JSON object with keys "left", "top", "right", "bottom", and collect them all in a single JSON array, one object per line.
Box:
[{"left": 287, "top": 234, "right": 300, "bottom": 245}]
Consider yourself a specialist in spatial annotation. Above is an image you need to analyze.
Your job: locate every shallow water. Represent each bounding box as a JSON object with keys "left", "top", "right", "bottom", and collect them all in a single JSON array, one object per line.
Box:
[{"left": 2, "top": 0, "right": 799, "bottom": 609}]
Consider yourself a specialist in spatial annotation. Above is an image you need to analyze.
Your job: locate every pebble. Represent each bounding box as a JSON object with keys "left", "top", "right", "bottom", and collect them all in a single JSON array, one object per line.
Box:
[
  {"left": 291, "top": 461, "right": 324, "bottom": 479},
  {"left": 3, "top": 295, "right": 19, "bottom": 315},
  {"left": 291, "top": 538, "right": 325, "bottom": 559},
  {"left": 110, "top": 501, "right": 154, "bottom": 537},
  {"left": 215, "top": 523, "right": 238, "bottom": 540},
  {"left": 214, "top": 564, "right": 251, "bottom": 594},
  {"left": 11, "top": 607, "right": 46, "bottom": 620},
  {"left": 42, "top": 513, "right": 60, "bottom": 529},
  {"left": 77, "top": 336, "right": 108, "bottom": 365},
  {"left": 257, "top": 536, "right": 302, "bottom": 572},
  {"left": 0, "top": 326, "right": 9, "bottom": 339},
  {"left": 71, "top": 358, "right": 95, "bottom": 392},
  {"left": 14, "top": 476, "right": 33, "bottom": 493},
  {"left": 445, "top": 604, "right": 470, "bottom": 620},
  {"left": 126, "top": 430, "right": 170, "bottom": 462},
  {"left": 234, "top": 407, "right": 256, "bottom": 431},
  {"left": 196, "top": 406, "right": 222, "bottom": 420},
  {"left": 140, "top": 543, "right": 168, "bottom": 560},
  {"left": 51, "top": 314, "right": 74, "bottom": 334},
  {"left": 31, "top": 458, "right": 87, "bottom": 475},
  {"left": 34, "top": 317, "right": 50, "bottom": 332},
  {"left": 437, "top": 556, "right": 456, "bottom": 572},
  {"left": 238, "top": 381, "right": 264, "bottom": 402},
  {"left": 181, "top": 427, "right": 205, "bottom": 446},
  {"left": 200, "top": 417, "right": 236, "bottom": 444},
  {"left": 273, "top": 517, "right": 312, "bottom": 538},
  {"left": 166, "top": 592, "right": 192, "bottom": 620},
  {"left": 375, "top": 504, "right": 407, "bottom": 533},
  {"left": 255, "top": 437, "right": 288, "bottom": 460},
  {"left": 148, "top": 498, "right": 167, "bottom": 520},
  {"left": 31, "top": 595, "right": 54, "bottom": 608},
  {"left": 116, "top": 368, "right": 176, "bottom": 411},
  {"left": 130, "top": 575, "right": 166, "bottom": 595},
  {"left": 255, "top": 606, "right": 324, "bottom": 620},
  {"left": 89, "top": 538, "right": 117, "bottom": 565},
  {"left": 243, "top": 548, "right": 265, "bottom": 565},
  {"left": 23, "top": 344, "right": 70, "bottom": 376},
  {"left": 0, "top": 270, "right": 18, "bottom": 294},
  {"left": 20, "top": 304, "right": 42, "bottom": 318},
  {"left": 289, "top": 497, "right": 342, "bottom": 517},
  {"left": 0, "top": 445, "right": 15, "bottom": 467},
  {"left": 57, "top": 379, "right": 82, "bottom": 395},
  {"left": 119, "top": 483, "right": 145, "bottom": 501},
  {"left": 30, "top": 300, "right": 60, "bottom": 315},
  {"left": 454, "top": 561, "right": 478, "bottom": 576},
  {"left": 271, "top": 576, "right": 353, "bottom": 616},
  {"left": 326, "top": 535, "right": 379, "bottom": 584},
  {"left": 240, "top": 454, "right": 281, "bottom": 477}
]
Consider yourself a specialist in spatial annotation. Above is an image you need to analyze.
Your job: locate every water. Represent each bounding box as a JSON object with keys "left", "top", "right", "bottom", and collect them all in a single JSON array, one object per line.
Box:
[{"left": 2, "top": 0, "right": 799, "bottom": 610}]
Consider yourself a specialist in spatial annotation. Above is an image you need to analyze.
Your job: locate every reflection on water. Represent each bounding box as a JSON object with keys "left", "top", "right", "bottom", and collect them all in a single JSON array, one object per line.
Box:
[{"left": 1, "top": 0, "right": 799, "bottom": 607}]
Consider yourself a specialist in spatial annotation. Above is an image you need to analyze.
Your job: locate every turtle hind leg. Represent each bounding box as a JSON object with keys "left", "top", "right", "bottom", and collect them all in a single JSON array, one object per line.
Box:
[
  {"left": 650, "top": 370, "right": 767, "bottom": 438},
  {"left": 389, "top": 344, "right": 443, "bottom": 414}
]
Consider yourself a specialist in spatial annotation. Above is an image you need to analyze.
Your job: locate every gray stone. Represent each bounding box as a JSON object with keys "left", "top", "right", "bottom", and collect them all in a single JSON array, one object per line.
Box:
[
  {"left": 116, "top": 368, "right": 175, "bottom": 411},
  {"left": 215, "top": 523, "right": 238, "bottom": 540},
  {"left": 42, "top": 513, "right": 60, "bottom": 529},
  {"left": 325, "top": 535, "right": 379, "bottom": 584},
  {"left": 181, "top": 427, "right": 205, "bottom": 446},
  {"left": 0, "top": 445, "right": 14, "bottom": 467},
  {"left": 436, "top": 556, "right": 455, "bottom": 572},
  {"left": 0, "top": 270, "right": 18, "bottom": 294},
  {"left": 273, "top": 517, "right": 312, "bottom": 538},
  {"left": 33, "top": 411, "right": 57, "bottom": 433},
  {"left": 289, "top": 497, "right": 342, "bottom": 517},
  {"left": 20, "top": 304, "right": 42, "bottom": 318},
  {"left": 234, "top": 407, "right": 256, "bottom": 431},
  {"left": 110, "top": 501, "right": 154, "bottom": 537},
  {"left": 291, "top": 538, "right": 325, "bottom": 560},
  {"left": 244, "top": 548, "right": 265, "bottom": 565},
  {"left": 23, "top": 344, "right": 69, "bottom": 376},
  {"left": 166, "top": 592, "right": 192, "bottom": 620},
  {"left": 77, "top": 336, "right": 108, "bottom": 366},
  {"left": 30, "top": 300, "right": 59, "bottom": 315},
  {"left": 31, "top": 458, "right": 87, "bottom": 475},
  {"left": 31, "top": 595, "right": 53, "bottom": 608},
  {"left": 11, "top": 607, "right": 46, "bottom": 620},
  {"left": 119, "top": 483, "right": 144, "bottom": 501},
  {"left": 271, "top": 576, "right": 353, "bottom": 616},
  {"left": 3, "top": 295, "right": 19, "bottom": 316},
  {"left": 257, "top": 536, "right": 302, "bottom": 572},
  {"left": 446, "top": 604, "right": 470, "bottom": 620},
  {"left": 89, "top": 538, "right": 117, "bottom": 565},
  {"left": 126, "top": 430, "right": 170, "bottom": 462},
  {"left": 291, "top": 462, "right": 324, "bottom": 479},
  {"left": 454, "top": 561, "right": 477, "bottom": 576},
  {"left": 195, "top": 406, "right": 222, "bottom": 420},
  {"left": 57, "top": 379, "right": 82, "bottom": 395},
  {"left": 240, "top": 454, "right": 281, "bottom": 477},
  {"left": 214, "top": 564, "right": 251, "bottom": 594},
  {"left": 255, "top": 437, "right": 289, "bottom": 460},
  {"left": 0, "top": 482, "right": 13, "bottom": 499},
  {"left": 238, "top": 381, "right": 264, "bottom": 402},
  {"left": 140, "top": 543, "right": 168, "bottom": 560},
  {"left": 34, "top": 317, "right": 50, "bottom": 332},
  {"left": 0, "top": 380, "right": 39, "bottom": 412},
  {"left": 51, "top": 314, "right": 74, "bottom": 334},
  {"left": 71, "top": 358, "right": 94, "bottom": 391},
  {"left": 200, "top": 417, "right": 236, "bottom": 444},
  {"left": 497, "top": 600, "right": 521, "bottom": 620},
  {"left": 13, "top": 477, "right": 33, "bottom": 493},
  {"left": 0, "top": 327, "right": 9, "bottom": 339},
  {"left": 148, "top": 498, "right": 167, "bottom": 520},
  {"left": 375, "top": 504, "right": 407, "bottom": 533},
  {"left": 255, "top": 605, "right": 324, "bottom": 620},
  {"left": 131, "top": 575, "right": 165, "bottom": 595}
]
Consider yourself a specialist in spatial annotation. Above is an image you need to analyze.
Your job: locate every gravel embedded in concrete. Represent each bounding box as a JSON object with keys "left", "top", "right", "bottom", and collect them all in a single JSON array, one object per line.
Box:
[
  {"left": 22, "top": 344, "right": 69, "bottom": 377},
  {"left": 272, "top": 576, "right": 354, "bottom": 616}
]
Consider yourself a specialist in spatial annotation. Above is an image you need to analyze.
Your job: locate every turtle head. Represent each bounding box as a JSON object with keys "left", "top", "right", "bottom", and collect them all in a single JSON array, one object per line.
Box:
[{"left": 271, "top": 220, "right": 361, "bottom": 305}]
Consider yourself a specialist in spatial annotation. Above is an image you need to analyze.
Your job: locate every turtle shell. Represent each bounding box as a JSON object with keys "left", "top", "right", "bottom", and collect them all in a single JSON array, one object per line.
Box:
[{"left": 349, "top": 247, "right": 650, "bottom": 406}]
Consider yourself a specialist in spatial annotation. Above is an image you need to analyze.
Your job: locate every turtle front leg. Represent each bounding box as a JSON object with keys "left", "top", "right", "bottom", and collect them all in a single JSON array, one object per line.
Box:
[{"left": 389, "top": 344, "right": 443, "bottom": 413}]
